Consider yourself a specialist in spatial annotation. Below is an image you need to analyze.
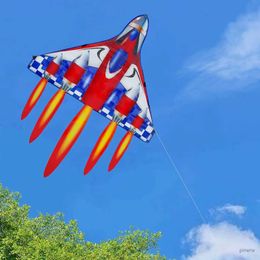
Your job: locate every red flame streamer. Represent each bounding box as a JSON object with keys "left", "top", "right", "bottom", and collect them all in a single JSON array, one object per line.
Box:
[
  {"left": 84, "top": 121, "right": 117, "bottom": 175},
  {"left": 29, "top": 89, "right": 65, "bottom": 143},
  {"left": 21, "top": 78, "right": 48, "bottom": 120},
  {"left": 108, "top": 131, "right": 133, "bottom": 171},
  {"left": 44, "top": 105, "right": 92, "bottom": 177}
]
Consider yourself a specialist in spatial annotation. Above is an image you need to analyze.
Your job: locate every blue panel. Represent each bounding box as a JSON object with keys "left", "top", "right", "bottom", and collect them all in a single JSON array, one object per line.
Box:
[
  {"left": 55, "top": 60, "right": 71, "bottom": 84},
  {"left": 109, "top": 49, "right": 128, "bottom": 73},
  {"left": 32, "top": 60, "right": 40, "bottom": 69},
  {"left": 77, "top": 66, "right": 97, "bottom": 90},
  {"left": 48, "top": 79, "right": 55, "bottom": 85},
  {"left": 103, "top": 83, "right": 125, "bottom": 109},
  {"left": 142, "top": 131, "right": 150, "bottom": 138},
  {"left": 36, "top": 71, "right": 42, "bottom": 77},
  {"left": 129, "top": 29, "right": 139, "bottom": 41},
  {"left": 42, "top": 57, "right": 52, "bottom": 69},
  {"left": 125, "top": 104, "right": 141, "bottom": 123},
  {"left": 140, "top": 122, "right": 147, "bottom": 131},
  {"left": 72, "top": 66, "right": 98, "bottom": 97}
]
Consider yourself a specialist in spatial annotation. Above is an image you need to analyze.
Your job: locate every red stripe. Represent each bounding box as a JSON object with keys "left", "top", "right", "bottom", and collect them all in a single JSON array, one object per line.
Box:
[
  {"left": 115, "top": 95, "right": 135, "bottom": 116},
  {"left": 46, "top": 61, "right": 60, "bottom": 75},
  {"left": 64, "top": 63, "right": 85, "bottom": 84},
  {"left": 132, "top": 116, "right": 144, "bottom": 129}
]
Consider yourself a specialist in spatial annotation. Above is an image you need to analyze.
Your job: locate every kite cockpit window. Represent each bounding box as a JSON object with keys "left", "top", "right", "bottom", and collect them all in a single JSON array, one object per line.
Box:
[
  {"left": 109, "top": 49, "right": 128, "bottom": 73},
  {"left": 116, "top": 16, "right": 149, "bottom": 55},
  {"left": 116, "top": 28, "right": 146, "bottom": 55}
]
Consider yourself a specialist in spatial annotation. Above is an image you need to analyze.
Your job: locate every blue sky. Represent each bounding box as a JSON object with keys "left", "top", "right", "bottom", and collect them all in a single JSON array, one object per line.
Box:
[{"left": 1, "top": 0, "right": 260, "bottom": 258}]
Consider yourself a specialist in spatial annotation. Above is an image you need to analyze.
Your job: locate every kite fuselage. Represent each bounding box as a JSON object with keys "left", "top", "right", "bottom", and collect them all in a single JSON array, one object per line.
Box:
[{"left": 24, "top": 15, "right": 153, "bottom": 177}]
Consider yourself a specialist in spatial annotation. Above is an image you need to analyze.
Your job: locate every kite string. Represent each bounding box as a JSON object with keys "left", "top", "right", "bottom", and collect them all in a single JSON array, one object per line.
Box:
[{"left": 155, "top": 130, "right": 206, "bottom": 223}]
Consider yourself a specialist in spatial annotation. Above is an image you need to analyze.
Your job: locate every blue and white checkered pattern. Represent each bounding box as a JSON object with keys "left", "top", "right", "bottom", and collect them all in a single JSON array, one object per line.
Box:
[{"left": 28, "top": 55, "right": 154, "bottom": 142}]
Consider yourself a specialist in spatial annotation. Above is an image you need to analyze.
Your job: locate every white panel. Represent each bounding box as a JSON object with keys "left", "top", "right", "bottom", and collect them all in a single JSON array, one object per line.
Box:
[
  {"left": 46, "top": 46, "right": 110, "bottom": 69},
  {"left": 120, "top": 64, "right": 152, "bottom": 123}
]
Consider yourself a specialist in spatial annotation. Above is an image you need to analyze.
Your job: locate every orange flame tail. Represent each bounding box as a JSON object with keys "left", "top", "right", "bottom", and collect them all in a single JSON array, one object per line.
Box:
[
  {"left": 29, "top": 89, "right": 65, "bottom": 143},
  {"left": 44, "top": 105, "right": 92, "bottom": 177},
  {"left": 21, "top": 78, "right": 48, "bottom": 120},
  {"left": 84, "top": 121, "right": 117, "bottom": 175},
  {"left": 108, "top": 131, "right": 133, "bottom": 171}
]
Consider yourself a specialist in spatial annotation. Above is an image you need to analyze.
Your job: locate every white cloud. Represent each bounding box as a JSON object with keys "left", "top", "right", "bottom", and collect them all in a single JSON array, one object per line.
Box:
[
  {"left": 215, "top": 203, "right": 247, "bottom": 217},
  {"left": 183, "top": 222, "right": 260, "bottom": 260},
  {"left": 183, "top": 7, "right": 260, "bottom": 99}
]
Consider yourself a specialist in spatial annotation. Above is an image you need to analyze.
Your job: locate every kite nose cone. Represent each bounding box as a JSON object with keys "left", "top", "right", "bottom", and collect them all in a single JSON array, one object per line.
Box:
[
  {"left": 136, "top": 14, "right": 148, "bottom": 23},
  {"left": 131, "top": 15, "right": 149, "bottom": 35},
  {"left": 142, "top": 14, "right": 149, "bottom": 22}
]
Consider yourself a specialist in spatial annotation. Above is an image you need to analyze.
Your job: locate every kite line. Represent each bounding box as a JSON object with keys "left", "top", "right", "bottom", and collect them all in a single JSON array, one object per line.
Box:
[{"left": 155, "top": 130, "right": 206, "bottom": 223}]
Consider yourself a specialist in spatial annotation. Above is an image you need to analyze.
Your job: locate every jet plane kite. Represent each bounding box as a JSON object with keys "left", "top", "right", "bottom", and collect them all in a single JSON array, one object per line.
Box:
[{"left": 22, "top": 15, "right": 154, "bottom": 177}]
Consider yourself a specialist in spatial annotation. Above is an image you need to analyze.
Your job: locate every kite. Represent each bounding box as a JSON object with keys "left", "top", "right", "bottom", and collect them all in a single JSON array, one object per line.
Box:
[{"left": 22, "top": 15, "right": 154, "bottom": 177}]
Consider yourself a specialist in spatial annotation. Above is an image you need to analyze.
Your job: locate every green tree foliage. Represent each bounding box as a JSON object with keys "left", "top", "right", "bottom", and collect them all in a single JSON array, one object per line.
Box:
[{"left": 0, "top": 184, "right": 165, "bottom": 259}]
